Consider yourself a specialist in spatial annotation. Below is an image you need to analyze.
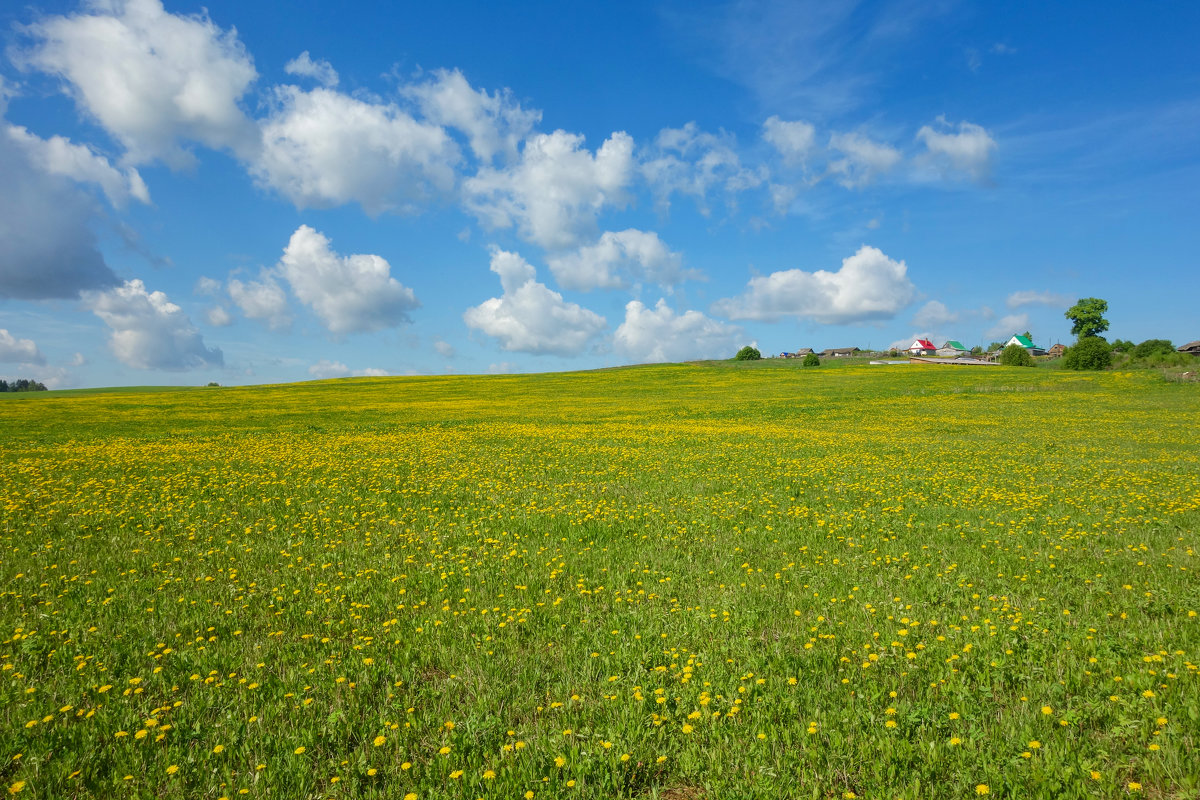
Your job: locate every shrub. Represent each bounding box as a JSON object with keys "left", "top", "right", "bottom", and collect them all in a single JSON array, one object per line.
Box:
[
  {"left": 734, "top": 346, "right": 762, "bottom": 361},
  {"left": 802, "top": 352, "right": 820, "bottom": 366},
  {"left": 999, "top": 344, "right": 1034, "bottom": 367},
  {"left": 1132, "top": 339, "right": 1174, "bottom": 359},
  {"left": 1063, "top": 336, "right": 1113, "bottom": 370}
]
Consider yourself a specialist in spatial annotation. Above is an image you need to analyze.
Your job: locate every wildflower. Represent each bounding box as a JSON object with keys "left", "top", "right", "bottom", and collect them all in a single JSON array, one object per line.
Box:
[
  {"left": 166, "top": 765, "right": 178, "bottom": 775},
  {"left": 212, "top": 745, "right": 224, "bottom": 754},
  {"left": 555, "top": 757, "right": 566, "bottom": 768},
  {"left": 1128, "top": 782, "right": 1142, "bottom": 792},
  {"left": 483, "top": 770, "right": 495, "bottom": 779},
  {"left": 681, "top": 724, "right": 694, "bottom": 733},
  {"left": 438, "top": 746, "right": 451, "bottom": 755},
  {"left": 294, "top": 747, "right": 306, "bottom": 755},
  {"left": 9, "top": 782, "right": 27, "bottom": 795},
  {"left": 976, "top": 785, "right": 989, "bottom": 795},
  {"left": 449, "top": 770, "right": 463, "bottom": 779},
  {"left": 367, "top": 768, "right": 377, "bottom": 776},
  {"left": 1028, "top": 741, "right": 1040, "bottom": 749},
  {"left": 950, "top": 737, "right": 962, "bottom": 746},
  {"left": 404, "top": 794, "right": 417, "bottom": 800},
  {"left": 1041, "top": 706, "right": 1053, "bottom": 715},
  {"left": 373, "top": 736, "right": 386, "bottom": 747},
  {"left": 885, "top": 720, "right": 897, "bottom": 728}
]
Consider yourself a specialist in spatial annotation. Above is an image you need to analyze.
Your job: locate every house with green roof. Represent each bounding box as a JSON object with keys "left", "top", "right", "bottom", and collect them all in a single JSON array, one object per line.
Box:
[
  {"left": 1005, "top": 334, "right": 1046, "bottom": 356},
  {"left": 937, "top": 340, "right": 968, "bottom": 357}
]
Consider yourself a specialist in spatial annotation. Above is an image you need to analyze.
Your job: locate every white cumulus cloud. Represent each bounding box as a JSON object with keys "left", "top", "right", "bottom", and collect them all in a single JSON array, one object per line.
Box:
[
  {"left": 84, "top": 279, "right": 223, "bottom": 370},
  {"left": 20, "top": 0, "right": 259, "bottom": 167},
  {"left": 547, "top": 229, "right": 691, "bottom": 291},
  {"left": 763, "top": 116, "right": 816, "bottom": 166},
  {"left": 642, "top": 122, "right": 765, "bottom": 214},
  {"left": 912, "top": 300, "right": 960, "bottom": 330},
  {"left": 0, "top": 130, "right": 118, "bottom": 299},
  {"left": 985, "top": 313, "right": 1031, "bottom": 341},
  {"left": 5, "top": 124, "right": 149, "bottom": 207},
  {"left": 463, "top": 247, "right": 606, "bottom": 356},
  {"left": 614, "top": 299, "right": 742, "bottom": 363},
  {"left": 308, "top": 359, "right": 349, "bottom": 379},
  {"left": 916, "top": 117, "right": 996, "bottom": 182},
  {"left": 254, "top": 86, "right": 459, "bottom": 214},
  {"left": 827, "top": 132, "right": 902, "bottom": 187},
  {"left": 277, "top": 225, "right": 419, "bottom": 334},
  {"left": 284, "top": 51, "right": 338, "bottom": 87},
  {"left": 228, "top": 271, "right": 291, "bottom": 330},
  {"left": 204, "top": 306, "right": 233, "bottom": 327},
  {"left": 0, "top": 329, "right": 45, "bottom": 364},
  {"left": 465, "top": 130, "right": 634, "bottom": 250},
  {"left": 712, "top": 245, "right": 917, "bottom": 324},
  {"left": 405, "top": 68, "right": 541, "bottom": 163}
]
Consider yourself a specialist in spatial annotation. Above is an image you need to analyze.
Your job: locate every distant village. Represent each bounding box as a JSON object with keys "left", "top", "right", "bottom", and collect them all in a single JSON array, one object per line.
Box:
[{"left": 777, "top": 336, "right": 1200, "bottom": 362}]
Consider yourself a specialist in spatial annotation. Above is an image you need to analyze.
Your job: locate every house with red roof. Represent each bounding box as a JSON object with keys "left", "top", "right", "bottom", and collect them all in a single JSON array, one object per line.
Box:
[{"left": 908, "top": 338, "right": 937, "bottom": 356}]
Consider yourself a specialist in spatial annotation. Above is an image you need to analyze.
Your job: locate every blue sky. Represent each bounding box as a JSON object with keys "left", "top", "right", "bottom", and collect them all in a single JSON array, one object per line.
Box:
[{"left": 1, "top": 0, "right": 1197, "bottom": 387}]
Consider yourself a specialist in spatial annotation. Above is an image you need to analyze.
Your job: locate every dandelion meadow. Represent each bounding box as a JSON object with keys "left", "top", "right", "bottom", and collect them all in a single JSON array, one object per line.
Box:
[{"left": 2, "top": 361, "right": 1198, "bottom": 799}]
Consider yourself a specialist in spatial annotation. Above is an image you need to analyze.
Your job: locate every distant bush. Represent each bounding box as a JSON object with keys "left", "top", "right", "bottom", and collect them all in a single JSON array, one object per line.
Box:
[
  {"left": 999, "top": 344, "right": 1034, "bottom": 367},
  {"left": 803, "top": 352, "right": 820, "bottom": 366},
  {"left": 734, "top": 346, "right": 761, "bottom": 361},
  {"left": 0, "top": 378, "right": 48, "bottom": 392},
  {"left": 206, "top": 382, "right": 221, "bottom": 388},
  {"left": 1063, "top": 337, "right": 1112, "bottom": 370},
  {"left": 1110, "top": 338, "right": 1135, "bottom": 353},
  {"left": 1132, "top": 339, "right": 1174, "bottom": 359}
]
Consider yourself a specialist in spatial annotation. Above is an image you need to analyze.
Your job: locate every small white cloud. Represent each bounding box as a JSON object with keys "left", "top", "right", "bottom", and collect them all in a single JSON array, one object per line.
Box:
[
  {"left": 434, "top": 339, "right": 455, "bottom": 358},
  {"left": 308, "top": 359, "right": 350, "bottom": 379},
  {"left": 465, "top": 130, "right": 634, "bottom": 249},
  {"left": 712, "top": 245, "right": 917, "bottom": 324},
  {"left": 0, "top": 329, "right": 45, "bottom": 365},
  {"left": 278, "top": 225, "right": 419, "bottom": 334},
  {"left": 642, "top": 122, "right": 765, "bottom": 214},
  {"left": 228, "top": 271, "right": 290, "bottom": 330},
  {"left": 912, "top": 300, "right": 960, "bottom": 330},
  {"left": 547, "top": 229, "right": 691, "bottom": 291},
  {"left": 355, "top": 367, "right": 388, "bottom": 377},
  {"left": 254, "top": 86, "right": 459, "bottom": 214},
  {"left": 827, "top": 132, "right": 902, "bottom": 188},
  {"left": 194, "top": 276, "right": 223, "bottom": 296},
  {"left": 404, "top": 68, "right": 541, "bottom": 163},
  {"left": 204, "top": 305, "right": 233, "bottom": 327},
  {"left": 614, "top": 299, "right": 742, "bottom": 363},
  {"left": 20, "top": 0, "right": 259, "bottom": 166},
  {"left": 487, "top": 361, "right": 517, "bottom": 374},
  {"left": 1006, "top": 290, "right": 1071, "bottom": 309},
  {"left": 69, "top": 352, "right": 86, "bottom": 367},
  {"left": 463, "top": 247, "right": 606, "bottom": 356},
  {"left": 985, "top": 313, "right": 1030, "bottom": 341},
  {"left": 284, "top": 51, "right": 338, "bottom": 87},
  {"left": 84, "top": 279, "right": 223, "bottom": 370},
  {"left": 763, "top": 116, "right": 816, "bottom": 166},
  {"left": 5, "top": 124, "right": 149, "bottom": 207},
  {"left": 916, "top": 117, "right": 996, "bottom": 182}
]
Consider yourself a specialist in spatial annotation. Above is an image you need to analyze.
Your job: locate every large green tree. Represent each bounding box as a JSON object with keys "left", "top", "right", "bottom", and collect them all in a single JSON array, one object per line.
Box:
[{"left": 1065, "top": 297, "right": 1109, "bottom": 339}]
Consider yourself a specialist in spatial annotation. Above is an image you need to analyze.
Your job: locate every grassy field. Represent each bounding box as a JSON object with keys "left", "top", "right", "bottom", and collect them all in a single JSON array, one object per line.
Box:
[{"left": 2, "top": 361, "right": 1198, "bottom": 799}]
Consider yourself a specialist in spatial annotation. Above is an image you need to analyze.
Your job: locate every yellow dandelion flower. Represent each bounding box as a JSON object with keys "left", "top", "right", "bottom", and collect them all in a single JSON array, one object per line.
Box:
[
  {"left": 1041, "top": 706, "right": 1053, "bottom": 715},
  {"left": 166, "top": 765, "right": 178, "bottom": 776},
  {"left": 1028, "top": 741, "right": 1040, "bottom": 749},
  {"left": 294, "top": 747, "right": 306, "bottom": 755},
  {"left": 885, "top": 720, "right": 897, "bottom": 729},
  {"left": 975, "top": 784, "right": 989, "bottom": 795},
  {"left": 9, "top": 781, "right": 27, "bottom": 796},
  {"left": 212, "top": 745, "right": 224, "bottom": 754},
  {"left": 373, "top": 736, "right": 386, "bottom": 747},
  {"left": 681, "top": 724, "right": 694, "bottom": 733},
  {"left": 367, "top": 768, "right": 377, "bottom": 776},
  {"left": 483, "top": 770, "right": 495, "bottom": 780},
  {"left": 449, "top": 770, "right": 463, "bottom": 779}
]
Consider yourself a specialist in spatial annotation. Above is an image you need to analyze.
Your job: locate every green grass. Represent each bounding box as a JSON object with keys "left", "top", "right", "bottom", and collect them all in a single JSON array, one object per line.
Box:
[{"left": 1, "top": 362, "right": 1198, "bottom": 799}]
